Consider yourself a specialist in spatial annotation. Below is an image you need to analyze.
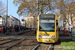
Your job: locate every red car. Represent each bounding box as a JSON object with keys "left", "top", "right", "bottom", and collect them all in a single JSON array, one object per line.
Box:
[{"left": 0, "top": 26, "right": 3, "bottom": 32}]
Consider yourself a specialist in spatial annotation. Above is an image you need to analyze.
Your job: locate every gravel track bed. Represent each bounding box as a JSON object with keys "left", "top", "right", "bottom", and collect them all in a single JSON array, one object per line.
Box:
[
  {"left": 54, "top": 44, "right": 62, "bottom": 50},
  {"left": 9, "top": 39, "right": 38, "bottom": 50},
  {"left": 36, "top": 44, "right": 50, "bottom": 50},
  {"left": 0, "top": 39, "right": 21, "bottom": 50}
]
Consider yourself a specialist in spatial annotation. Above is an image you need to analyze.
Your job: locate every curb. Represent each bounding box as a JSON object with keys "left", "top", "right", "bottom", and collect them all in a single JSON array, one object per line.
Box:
[{"left": 17, "top": 30, "right": 32, "bottom": 35}]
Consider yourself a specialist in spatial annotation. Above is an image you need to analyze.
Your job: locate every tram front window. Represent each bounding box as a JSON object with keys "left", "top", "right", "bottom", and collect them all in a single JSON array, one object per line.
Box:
[{"left": 39, "top": 18, "right": 55, "bottom": 32}]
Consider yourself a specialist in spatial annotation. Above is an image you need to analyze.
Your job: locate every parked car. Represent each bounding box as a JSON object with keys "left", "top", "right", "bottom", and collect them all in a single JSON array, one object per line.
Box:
[{"left": 0, "top": 26, "right": 3, "bottom": 32}]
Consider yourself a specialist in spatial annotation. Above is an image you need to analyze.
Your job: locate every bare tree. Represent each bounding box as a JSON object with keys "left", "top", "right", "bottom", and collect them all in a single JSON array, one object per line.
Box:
[
  {"left": 13, "top": 0, "right": 56, "bottom": 16},
  {"left": 0, "top": 1, "right": 6, "bottom": 16}
]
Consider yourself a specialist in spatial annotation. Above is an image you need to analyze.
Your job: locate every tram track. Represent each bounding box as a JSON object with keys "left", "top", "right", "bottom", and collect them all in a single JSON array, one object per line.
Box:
[
  {"left": 0, "top": 39, "right": 25, "bottom": 50},
  {"left": 33, "top": 44, "right": 53, "bottom": 50},
  {"left": 0, "top": 38, "right": 56, "bottom": 50},
  {"left": 0, "top": 38, "right": 13, "bottom": 43},
  {"left": 4, "top": 39, "right": 55, "bottom": 50},
  {"left": 5, "top": 39, "right": 25, "bottom": 50},
  {"left": 9, "top": 39, "right": 38, "bottom": 50},
  {"left": 17, "top": 30, "right": 36, "bottom": 36},
  {"left": 0, "top": 39, "right": 15, "bottom": 45}
]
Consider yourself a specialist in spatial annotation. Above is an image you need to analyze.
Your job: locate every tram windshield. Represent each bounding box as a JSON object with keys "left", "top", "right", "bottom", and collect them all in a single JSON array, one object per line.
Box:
[{"left": 39, "top": 14, "right": 55, "bottom": 32}]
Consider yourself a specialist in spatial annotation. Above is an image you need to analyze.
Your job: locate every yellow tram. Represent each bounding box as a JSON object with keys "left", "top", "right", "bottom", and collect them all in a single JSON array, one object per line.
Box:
[{"left": 36, "top": 14, "right": 59, "bottom": 43}]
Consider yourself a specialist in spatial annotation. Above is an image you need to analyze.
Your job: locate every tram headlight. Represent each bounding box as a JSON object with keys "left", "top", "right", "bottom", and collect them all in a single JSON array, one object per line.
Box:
[
  {"left": 38, "top": 35, "right": 42, "bottom": 38},
  {"left": 51, "top": 35, "right": 55, "bottom": 39}
]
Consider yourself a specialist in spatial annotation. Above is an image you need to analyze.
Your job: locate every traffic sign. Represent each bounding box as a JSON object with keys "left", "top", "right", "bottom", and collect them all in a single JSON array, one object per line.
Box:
[{"left": 72, "top": 28, "right": 75, "bottom": 40}]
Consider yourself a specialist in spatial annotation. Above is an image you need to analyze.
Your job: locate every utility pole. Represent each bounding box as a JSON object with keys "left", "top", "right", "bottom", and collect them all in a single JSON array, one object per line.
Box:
[
  {"left": 38, "top": 0, "right": 39, "bottom": 15},
  {"left": 41, "top": 4, "right": 43, "bottom": 14},
  {"left": 6, "top": 0, "right": 8, "bottom": 31},
  {"left": 6, "top": 0, "right": 8, "bottom": 27},
  {"left": 39, "top": 0, "right": 48, "bottom": 14},
  {"left": 38, "top": 0, "right": 44, "bottom": 14}
]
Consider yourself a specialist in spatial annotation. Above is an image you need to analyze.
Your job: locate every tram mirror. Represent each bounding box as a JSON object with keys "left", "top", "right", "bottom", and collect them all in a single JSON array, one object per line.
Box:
[
  {"left": 56, "top": 23, "right": 58, "bottom": 25},
  {"left": 56, "top": 20, "right": 58, "bottom": 25}
]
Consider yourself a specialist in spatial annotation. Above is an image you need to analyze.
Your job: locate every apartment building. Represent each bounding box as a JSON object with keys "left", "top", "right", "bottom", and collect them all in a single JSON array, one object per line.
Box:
[
  {"left": 0, "top": 16, "right": 5, "bottom": 26},
  {"left": 2, "top": 15, "right": 21, "bottom": 27},
  {"left": 26, "top": 16, "right": 37, "bottom": 28}
]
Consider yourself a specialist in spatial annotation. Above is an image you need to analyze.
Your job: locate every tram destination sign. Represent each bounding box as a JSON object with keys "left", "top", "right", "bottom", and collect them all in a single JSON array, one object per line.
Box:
[
  {"left": 72, "top": 28, "right": 75, "bottom": 40},
  {"left": 40, "top": 14, "right": 55, "bottom": 18}
]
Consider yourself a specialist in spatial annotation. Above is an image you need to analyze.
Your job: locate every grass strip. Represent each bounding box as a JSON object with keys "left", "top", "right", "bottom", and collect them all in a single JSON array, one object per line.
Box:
[{"left": 59, "top": 39, "right": 75, "bottom": 50}]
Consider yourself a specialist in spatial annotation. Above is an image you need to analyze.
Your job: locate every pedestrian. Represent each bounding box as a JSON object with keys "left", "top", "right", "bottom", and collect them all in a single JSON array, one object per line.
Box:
[
  {"left": 7, "top": 26, "right": 10, "bottom": 33},
  {"left": 10, "top": 27, "right": 12, "bottom": 32},
  {"left": 22, "top": 27, "right": 24, "bottom": 31},
  {"left": 21, "top": 26, "right": 22, "bottom": 31},
  {"left": 16, "top": 26, "right": 19, "bottom": 32},
  {"left": 35, "top": 28, "right": 36, "bottom": 34},
  {"left": 3, "top": 26, "right": 5, "bottom": 34},
  {"left": 17, "top": 26, "right": 19, "bottom": 32},
  {"left": 15, "top": 26, "right": 17, "bottom": 32},
  {"left": 69, "top": 27, "right": 71, "bottom": 33},
  {"left": 19, "top": 26, "right": 21, "bottom": 32},
  {"left": 12, "top": 26, "right": 15, "bottom": 32}
]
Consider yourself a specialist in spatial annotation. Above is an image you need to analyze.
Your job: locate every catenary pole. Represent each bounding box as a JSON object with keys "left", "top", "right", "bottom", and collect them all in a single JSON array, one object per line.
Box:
[{"left": 6, "top": 0, "right": 8, "bottom": 27}]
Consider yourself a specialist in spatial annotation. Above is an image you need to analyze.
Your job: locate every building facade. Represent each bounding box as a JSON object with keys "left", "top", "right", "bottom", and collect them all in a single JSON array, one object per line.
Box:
[
  {"left": 0, "top": 16, "right": 5, "bottom": 26},
  {"left": 26, "top": 16, "right": 37, "bottom": 28},
  {"left": 2, "top": 15, "right": 21, "bottom": 27}
]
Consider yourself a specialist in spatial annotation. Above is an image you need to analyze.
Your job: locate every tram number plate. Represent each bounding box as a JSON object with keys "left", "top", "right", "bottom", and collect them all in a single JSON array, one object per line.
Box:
[{"left": 43, "top": 39, "right": 49, "bottom": 41}]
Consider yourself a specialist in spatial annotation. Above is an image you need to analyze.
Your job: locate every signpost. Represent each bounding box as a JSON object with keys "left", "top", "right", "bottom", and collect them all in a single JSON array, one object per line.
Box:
[{"left": 72, "top": 25, "right": 75, "bottom": 40}]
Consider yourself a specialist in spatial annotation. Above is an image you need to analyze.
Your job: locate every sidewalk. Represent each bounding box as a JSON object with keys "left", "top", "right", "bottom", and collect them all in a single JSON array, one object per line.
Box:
[
  {"left": 0, "top": 35, "right": 36, "bottom": 39},
  {"left": 0, "top": 30, "right": 36, "bottom": 39},
  {"left": 4, "top": 30, "right": 32, "bottom": 35}
]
